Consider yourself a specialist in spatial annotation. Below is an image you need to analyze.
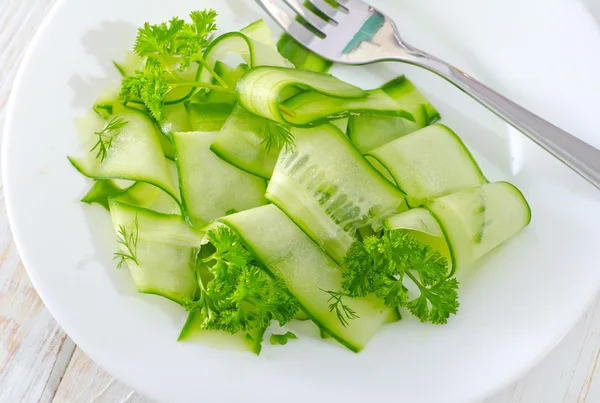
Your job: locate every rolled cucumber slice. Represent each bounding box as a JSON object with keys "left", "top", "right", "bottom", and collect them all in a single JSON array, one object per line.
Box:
[
  {"left": 384, "top": 207, "right": 444, "bottom": 237},
  {"left": 178, "top": 311, "right": 266, "bottom": 355},
  {"left": 108, "top": 200, "right": 203, "bottom": 304},
  {"left": 281, "top": 88, "right": 415, "bottom": 127},
  {"left": 425, "top": 182, "right": 531, "bottom": 271},
  {"left": 210, "top": 104, "right": 281, "bottom": 179},
  {"left": 219, "top": 204, "right": 392, "bottom": 352},
  {"left": 237, "top": 66, "right": 369, "bottom": 125},
  {"left": 366, "top": 124, "right": 487, "bottom": 207},
  {"left": 173, "top": 131, "right": 267, "bottom": 227},
  {"left": 200, "top": 20, "right": 291, "bottom": 84},
  {"left": 69, "top": 108, "right": 180, "bottom": 208},
  {"left": 203, "top": 23, "right": 303, "bottom": 179},
  {"left": 266, "top": 124, "right": 407, "bottom": 264}
]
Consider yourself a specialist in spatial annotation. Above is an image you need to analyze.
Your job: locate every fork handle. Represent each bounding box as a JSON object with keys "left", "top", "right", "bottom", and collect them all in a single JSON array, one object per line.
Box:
[{"left": 409, "top": 53, "right": 600, "bottom": 189}]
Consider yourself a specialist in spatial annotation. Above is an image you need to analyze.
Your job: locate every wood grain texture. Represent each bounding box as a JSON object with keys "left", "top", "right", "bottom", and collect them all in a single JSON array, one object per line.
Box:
[
  {"left": 0, "top": 1, "right": 76, "bottom": 403},
  {"left": 52, "top": 349, "right": 149, "bottom": 403},
  {"left": 0, "top": 1, "right": 600, "bottom": 402}
]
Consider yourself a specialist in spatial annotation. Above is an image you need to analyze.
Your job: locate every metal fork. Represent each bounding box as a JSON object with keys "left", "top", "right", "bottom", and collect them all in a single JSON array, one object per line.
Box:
[{"left": 256, "top": 0, "right": 600, "bottom": 190}]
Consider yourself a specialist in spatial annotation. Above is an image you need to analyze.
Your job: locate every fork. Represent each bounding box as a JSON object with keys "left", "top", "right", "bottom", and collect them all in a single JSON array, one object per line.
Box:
[{"left": 255, "top": 0, "right": 600, "bottom": 190}]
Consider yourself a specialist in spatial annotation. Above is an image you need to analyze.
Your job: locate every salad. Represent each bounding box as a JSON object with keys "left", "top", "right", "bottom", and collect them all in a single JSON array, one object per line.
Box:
[{"left": 69, "top": 9, "right": 531, "bottom": 354}]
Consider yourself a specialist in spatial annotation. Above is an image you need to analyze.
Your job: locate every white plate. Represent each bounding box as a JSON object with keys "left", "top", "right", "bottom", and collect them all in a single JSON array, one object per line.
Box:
[{"left": 5, "top": 0, "right": 600, "bottom": 402}]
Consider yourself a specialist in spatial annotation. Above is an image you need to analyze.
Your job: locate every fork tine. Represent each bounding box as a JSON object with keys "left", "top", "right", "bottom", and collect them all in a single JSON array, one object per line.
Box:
[
  {"left": 303, "top": 0, "right": 340, "bottom": 21},
  {"left": 282, "top": 0, "right": 332, "bottom": 32},
  {"left": 255, "top": 0, "right": 318, "bottom": 45}
]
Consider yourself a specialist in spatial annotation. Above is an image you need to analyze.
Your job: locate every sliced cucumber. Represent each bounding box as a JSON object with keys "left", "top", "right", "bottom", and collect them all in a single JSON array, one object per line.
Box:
[
  {"left": 383, "top": 207, "right": 453, "bottom": 273},
  {"left": 173, "top": 131, "right": 267, "bottom": 227},
  {"left": 366, "top": 124, "right": 487, "bottom": 207},
  {"left": 112, "top": 51, "right": 144, "bottom": 77},
  {"left": 178, "top": 311, "right": 265, "bottom": 355},
  {"left": 206, "top": 62, "right": 248, "bottom": 104},
  {"left": 386, "top": 308, "right": 402, "bottom": 323},
  {"left": 158, "top": 63, "right": 201, "bottom": 135},
  {"left": 200, "top": 20, "right": 291, "bottom": 84},
  {"left": 294, "top": 310, "right": 311, "bottom": 321},
  {"left": 112, "top": 181, "right": 181, "bottom": 215},
  {"left": 266, "top": 124, "right": 407, "bottom": 264},
  {"left": 240, "top": 19, "right": 278, "bottom": 47},
  {"left": 384, "top": 207, "right": 444, "bottom": 237},
  {"left": 108, "top": 200, "right": 203, "bottom": 303},
  {"left": 318, "top": 308, "right": 398, "bottom": 340},
  {"left": 219, "top": 204, "right": 392, "bottom": 352},
  {"left": 281, "top": 88, "right": 414, "bottom": 127},
  {"left": 277, "top": 33, "right": 332, "bottom": 73},
  {"left": 348, "top": 75, "right": 438, "bottom": 153},
  {"left": 81, "top": 179, "right": 123, "bottom": 210},
  {"left": 69, "top": 108, "right": 180, "bottom": 207},
  {"left": 202, "top": 24, "right": 309, "bottom": 179},
  {"left": 331, "top": 118, "right": 349, "bottom": 135},
  {"left": 425, "top": 182, "right": 531, "bottom": 271},
  {"left": 210, "top": 104, "right": 280, "bottom": 179},
  {"left": 160, "top": 103, "right": 192, "bottom": 134},
  {"left": 348, "top": 105, "right": 428, "bottom": 154},
  {"left": 381, "top": 76, "right": 440, "bottom": 123},
  {"left": 187, "top": 102, "right": 234, "bottom": 131}
]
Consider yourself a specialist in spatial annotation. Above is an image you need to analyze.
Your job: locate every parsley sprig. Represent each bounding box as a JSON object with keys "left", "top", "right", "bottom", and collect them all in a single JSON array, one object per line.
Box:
[
  {"left": 119, "top": 10, "right": 233, "bottom": 121},
  {"left": 183, "top": 226, "right": 299, "bottom": 335},
  {"left": 342, "top": 230, "right": 459, "bottom": 324}
]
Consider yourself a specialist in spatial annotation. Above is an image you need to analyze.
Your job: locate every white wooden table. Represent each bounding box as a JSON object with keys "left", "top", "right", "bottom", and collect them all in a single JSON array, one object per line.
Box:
[{"left": 1, "top": 1, "right": 600, "bottom": 402}]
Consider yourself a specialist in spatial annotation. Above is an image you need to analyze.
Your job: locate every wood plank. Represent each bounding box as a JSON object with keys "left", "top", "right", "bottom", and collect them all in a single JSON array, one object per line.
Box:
[
  {"left": 52, "top": 349, "right": 150, "bottom": 403},
  {"left": 486, "top": 294, "right": 600, "bottom": 403},
  {"left": 0, "top": 1, "right": 74, "bottom": 402}
]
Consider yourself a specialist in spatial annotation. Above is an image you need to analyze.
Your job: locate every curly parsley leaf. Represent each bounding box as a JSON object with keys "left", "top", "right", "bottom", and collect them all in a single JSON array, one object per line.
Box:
[
  {"left": 119, "top": 58, "right": 169, "bottom": 121},
  {"left": 176, "top": 10, "right": 218, "bottom": 68},
  {"left": 342, "top": 230, "right": 459, "bottom": 324},
  {"left": 119, "top": 10, "right": 227, "bottom": 121},
  {"left": 182, "top": 226, "right": 299, "bottom": 335}
]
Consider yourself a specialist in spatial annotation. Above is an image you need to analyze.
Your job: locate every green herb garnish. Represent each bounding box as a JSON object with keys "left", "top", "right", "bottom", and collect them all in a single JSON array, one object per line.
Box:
[
  {"left": 118, "top": 10, "right": 233, "bottom": 121},
  {"left": 90, "top": 117, "right": 128, "bottom": 161},
  {"left": 270, "top": 331, "right": 298, "bottom": 345},
  {"left": 182, "top": 226, "right": 299, "bottom": 334},
  {"left": 342, "top": 230, "right": 459, "bottom": 324},
  {"left": 114, "top": 215, "right": 139, "bottom": 269}
]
